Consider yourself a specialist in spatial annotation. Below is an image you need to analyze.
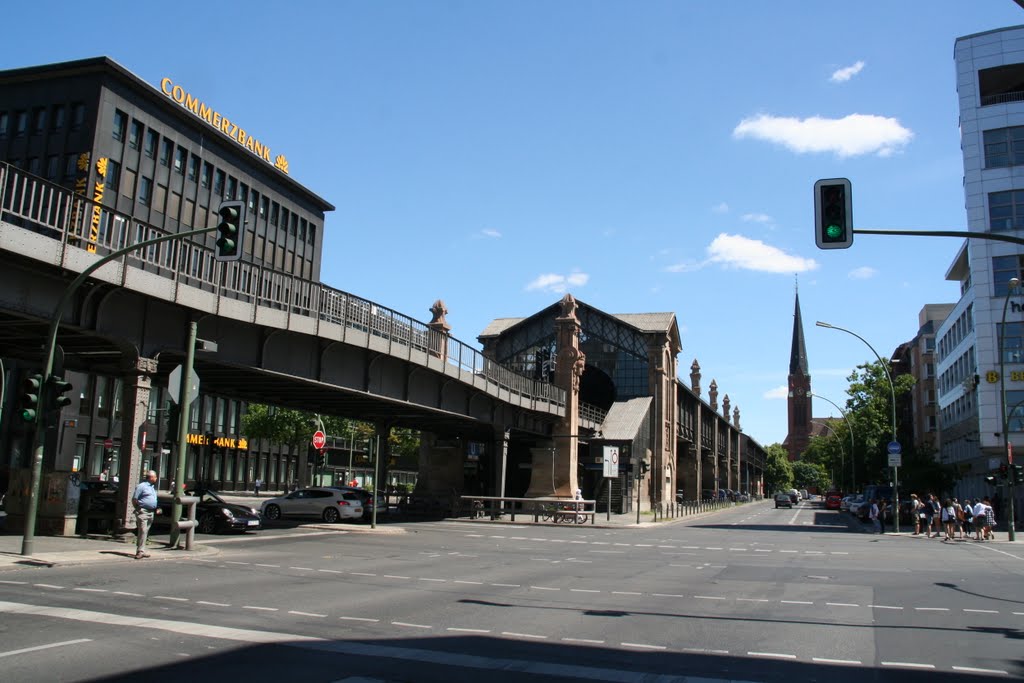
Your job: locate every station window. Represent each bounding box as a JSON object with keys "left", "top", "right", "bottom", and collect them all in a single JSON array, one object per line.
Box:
[
  {"left": 174, "top": 146, "right": 186, "bottom": 174},
  {"left": 226, "top": 176, "right": 237, "bottom": 200},
  {"left": 259, "top": 195, "right": 268, "bottom": 219},
  {"left": 15, "top": 110, "right": 27, "bottom": 136},
  {"left": 201, "top": 162, "right": 211, "bottom": 188},
  {"left": 213, "top": 169, "right": 224, "bottom": 196},
  {"left": 270, "top": 201, "right": 279, "bottom": 225},
  {"left": 46, "top": 155, "right": 59, "bottom": 180},
  {"left": 51, "top": 106, "right": 65, "bottom": 131},
  {"left": 983, "top": 126, "right": 1024, "bottom": 168},
  {"left": 144, "top": 130, "right": 158, "bottom": 158},
  {"left": 112, "top": 109, "right": 127, "bottom": 142},
  {"left": 71, "top": 103, "right": 85, "bottom": 130},
  {"left": 0, "top": 111, "right": 8, "bottom": 138},
  {"left": 64, "top": 155, "right": 77, "bottom": 178},
  {"left": 988, "top": 190, "right": 1024, "bottom": 232},
  {"left": 104, "top": 159, "right": 120, "bottom": 194},
  {"left": 188, "top": 155, "right": 199, "bottom": 182},
  {"left": 139, "top": 176, "right": 152, "bottom": 205},
  {"left": 32, "top": 108, "right": 46, "bottom": 134},
  {"left": 128, "top": 119, "right": 142, "bottom": 148},
  {"left": 159, "top": 139, "right": 172, "bottom": 166}
]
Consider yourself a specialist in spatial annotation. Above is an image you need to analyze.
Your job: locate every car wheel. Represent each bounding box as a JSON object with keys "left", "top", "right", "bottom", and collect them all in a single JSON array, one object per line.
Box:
[
  {"left": 197, "top": 514, "right": 217, "bottom": 534},
  {"left": 263, "top": 504, "right": 281, "bottom": 521},
  {"left": 322, "top": 507, "right": 341, "bottom": 523}
]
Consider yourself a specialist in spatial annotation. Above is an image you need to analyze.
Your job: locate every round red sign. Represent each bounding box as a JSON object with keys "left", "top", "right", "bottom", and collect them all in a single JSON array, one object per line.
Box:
[
  {"left": 103, "top": 438, "right": 114, "bottom": 449},
  {"left": 312, "top": 430, "right": 326, "bottom": 449}
]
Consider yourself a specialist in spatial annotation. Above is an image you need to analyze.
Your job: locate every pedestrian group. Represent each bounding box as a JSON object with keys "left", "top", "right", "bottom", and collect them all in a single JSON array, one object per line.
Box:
[{"left": 907, "top": 493, "right": 997, "bottom": 541}]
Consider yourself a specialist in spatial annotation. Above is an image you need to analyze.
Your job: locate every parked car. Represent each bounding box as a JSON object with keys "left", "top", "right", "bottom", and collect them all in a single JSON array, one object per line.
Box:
[
  {"left": 839, "top": 495, "right": 856, "bottom": 512},
  {"left": 155, "top": 489, "right": 262, "bottom": 534},
  {"left": 825, "top": 492, "right": 843, "bottom": 510},
  {"left": 260, "top": 487, "right": 364, "bottom": 523},
  {"left": 787, "top": 489, "right": 800, "bottom": 505},
  {"left": 326, "top": 485, "right": 387, "bottom": 521},
  {"left": 774, "top": 492, "right": 794, "bottom": 508},
  {"left": 800, "top": 489, "right": 809, "bottom": 500}
]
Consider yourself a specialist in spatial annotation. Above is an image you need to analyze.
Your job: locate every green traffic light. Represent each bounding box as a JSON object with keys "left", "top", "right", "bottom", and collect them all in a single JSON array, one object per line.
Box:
[
  {"left": 20, "top": 408, "right": 36, "bottom": 422},
  {"left": 825, "top": 224, "right": 844, "bottom": 240}
]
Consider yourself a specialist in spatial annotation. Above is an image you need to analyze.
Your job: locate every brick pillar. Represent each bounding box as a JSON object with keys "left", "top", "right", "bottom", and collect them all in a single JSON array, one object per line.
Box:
[
  {"left": 427, "top": 299, "right": 451, "bottom": 360},
  {"left": 116, "top": 357, "right": 158, "bottom": 528}
]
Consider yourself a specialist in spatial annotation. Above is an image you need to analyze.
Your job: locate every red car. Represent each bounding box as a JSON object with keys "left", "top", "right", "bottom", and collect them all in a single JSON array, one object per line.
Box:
[{"left": 825, "top": 492, "right": 843, "bottom": 510}]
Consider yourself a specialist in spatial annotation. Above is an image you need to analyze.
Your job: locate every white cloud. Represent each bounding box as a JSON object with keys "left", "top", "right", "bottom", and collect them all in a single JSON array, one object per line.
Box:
[
  {"left": 525, "top": 270, "right": 590, "bottom": 294},
  {"left": 480, "top": 228, "right": 502, "bottom": 239},
  {"left": 830, "top": 60, "right": 865, "bottom": 83},
  {"left": 764, "top": 385, "right": 789, "bottom": 399},
  {"left": 741, "top": 213, "right": 773, "bottom": 224},
  {"left": 666, "top": 234, "right": 818, "bottom": 274},
  {"left": 733, "top": 113, "right": 912, "bottom": 157},
  {"left": 848, "top": 266, "right": 878, "bottom": 279},
  {"left": 712, "top": 202, "right": 730, "bottom": 214}
]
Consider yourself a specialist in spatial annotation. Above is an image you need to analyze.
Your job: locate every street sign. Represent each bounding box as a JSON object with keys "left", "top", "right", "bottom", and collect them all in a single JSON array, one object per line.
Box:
[
  {"left": 312, "top": 430, "right": 326, "bottom": 450},
  {"left": 602, "top": 445, "right": 619, "bottom": 478},
  {"left": 887, "top": 441, "right": 902, "bottom": 455},
  {"left": 888, "top": 453, "right": 902, "bottom": 468},
  {"left": 103, "top": 438, "right": 113, "bottom": 449},
  {"left": 167, "top": 364, "right": 200, "bottom": 405}
]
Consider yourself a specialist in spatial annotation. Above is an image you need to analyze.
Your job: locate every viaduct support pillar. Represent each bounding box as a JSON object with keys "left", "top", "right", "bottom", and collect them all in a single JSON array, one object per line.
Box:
[{"left": 116, "top": 357, "right": 158, "bottom": 530}]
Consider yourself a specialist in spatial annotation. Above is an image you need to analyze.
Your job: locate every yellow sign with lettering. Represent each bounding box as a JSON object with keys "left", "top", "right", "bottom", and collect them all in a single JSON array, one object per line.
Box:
[
  {"left": 160, "top": 77, "right": 288, "bottom": 174},
  {"left": 86, "top": 157, "right": 108, "bottom": 253},
  {"left": 185, "top": 433, "right": 249, "bottom": 451}
]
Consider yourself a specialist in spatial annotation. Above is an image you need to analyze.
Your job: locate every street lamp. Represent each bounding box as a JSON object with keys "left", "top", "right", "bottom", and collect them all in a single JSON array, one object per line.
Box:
[
  {"left": 816, "top": 320, "right": 901, "bottom": 533},
  {"left": 811, "top": 420, "right": 842, "bottom": 487},
  {"left": 999, "top": 277, "right": 1020, "bottom": 542},
  {"left": 808, "top": 392, "right": 857, "bottom": 493}
]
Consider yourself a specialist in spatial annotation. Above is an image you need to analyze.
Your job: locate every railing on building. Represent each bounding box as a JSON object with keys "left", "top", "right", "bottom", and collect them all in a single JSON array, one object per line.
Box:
[
  {"left": 981, "top": 91, "right": 1024, "bottom": 106},
  {"left": 578, "top": 402, "right": 607, "bottom": 426},
  {"left": 0, "top": 163, "right": 566, "bottom": 410}
]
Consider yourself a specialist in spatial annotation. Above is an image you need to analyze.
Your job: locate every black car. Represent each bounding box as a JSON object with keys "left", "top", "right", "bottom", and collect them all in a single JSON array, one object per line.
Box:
[{"left": 156, "top": 489, "right": 262, "bottom": 533}]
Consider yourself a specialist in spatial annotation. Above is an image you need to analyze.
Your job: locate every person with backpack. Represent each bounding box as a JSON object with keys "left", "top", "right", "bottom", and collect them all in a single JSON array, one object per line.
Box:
[
  {"left": 962, "top": 498, "right": 974, "bottom": 539},
  {"left": 941, "top": 499, "right": 956, "bottom": 541}
]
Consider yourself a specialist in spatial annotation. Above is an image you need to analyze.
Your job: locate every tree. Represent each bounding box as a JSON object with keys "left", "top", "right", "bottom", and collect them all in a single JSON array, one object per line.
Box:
[
  {"left": 842, "top": 360, "right": 915, "bottom": 489},
  {"left": 763, "top": 443, "right": 794, "bottom": 493},
  {"left": 792, "top": 460, "right": 830, "bottom": 492}
]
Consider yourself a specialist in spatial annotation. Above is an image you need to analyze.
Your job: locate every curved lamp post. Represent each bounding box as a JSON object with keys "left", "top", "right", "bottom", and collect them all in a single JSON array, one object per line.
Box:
[
  {"left": 816, "top": 320, "right": 900, "bottom": 533},
  {"left": 808, "top": 391, "right": 856, "bottom": 493},
  {"left": 999, "top": 277, "right": 1020, "bottom": 542},
  {"left": 811, "top": 420, "right": 843, "bottom": 487}
]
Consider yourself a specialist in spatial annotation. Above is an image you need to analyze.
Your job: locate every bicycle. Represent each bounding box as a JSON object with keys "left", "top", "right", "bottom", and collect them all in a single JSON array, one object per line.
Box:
[{"left": 539, "top": 502, "right": 557, "bottom": 522}]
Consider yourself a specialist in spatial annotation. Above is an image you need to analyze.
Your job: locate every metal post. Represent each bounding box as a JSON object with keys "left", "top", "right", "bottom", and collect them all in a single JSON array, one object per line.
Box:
[
  {"left": 371, "top": 434, "right": 380, "bottom": 529},
  {"left": 170, "top": 321, "right": 197, "bottom": 549},
  {"left": 809, "top": 392, "right": 856, "bottom": 493},
  {"left": 1000, "top": 279, "right": 1019, "bottom": 542},
  {"left": 20, "top": 224, "right": 219, "bottom": 556},
  {"left": 607, "top": 478, "right": 612, "bottom": 522},
  {"left": 816, "top": 321, "right": 900, "bottom": 533}
]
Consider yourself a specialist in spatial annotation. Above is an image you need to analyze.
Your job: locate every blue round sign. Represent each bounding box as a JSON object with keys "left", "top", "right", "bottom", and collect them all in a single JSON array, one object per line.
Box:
[{"left": 887, "top": 441, "right": 902, "bottom": 455}]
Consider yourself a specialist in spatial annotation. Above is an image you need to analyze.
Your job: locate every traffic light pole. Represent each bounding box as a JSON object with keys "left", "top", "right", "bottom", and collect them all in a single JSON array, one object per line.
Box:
[
  {"left": 853, "top": 228, "right": 1024, "bottom": 247},
  {"left": 169, "top": 321, "right": 197, "bottom": 549},
  {"left": 1000, "top": 280, "right": 1019, "bottom": 543},
  {"left": 21, "top": 224, "right": 218, "bottom": 556}
]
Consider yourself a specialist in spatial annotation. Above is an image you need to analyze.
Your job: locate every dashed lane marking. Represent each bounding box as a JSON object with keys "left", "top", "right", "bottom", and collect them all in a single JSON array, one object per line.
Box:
[
  {"left": 418, "top": 578, "right": 447, "bottom": 583},
  {"left": 694, "top": 595, "right": 726, "bottom": 601},
  {"left": 350, "top": 572, "right": 376, "bottom": 577},
  {"left": 612, "top": 591, "right": 642, "bottom": 596},
  {"left": 113, "top": 591, "right": 142, "bottom": 597},
  {"left": 531, "top": 586, "right": 560, "bottom": 591},
  {"left": 881, "top": 662, "right": 935, "bottom": 670},
  {"left": 242, "top": 605, "right": 278, "bottom": 611},
  {"left": 0, "top": 638, "right": 92, "bottom": 659},
  {"left": 340, "top": 616, "right": 379, "bottom": 623},
  {"left": 381, "top": 575, "right": 410, "bottom": 580},
  {"left": 34, "top": 584, "right": 63, "bottom": 589},
  {"left": 622, "top": 642, "right": 666, "bottom": 650},
  {"left": 963, "top": 608, "right": 999, "bottom": 614},
  {"left": 652, "top": 593, "right": 684, "bottom": 598},
  {"left": 952, "top": 666, "right": 1009, "bottom": 675},
  {"left": 502, "top": 632, "right": 547, "bottom": 639},
  {"left": 289, "top": 610, "right": 327, "bottom": 618},
  {"left": 392, "top": 622, "right": 432, "bottom": 629},
  {"left": 448, "top": 627, "right": 491, "bottom": 634},
  {"left": 491, "top": 583, "right": 520, "bottom": 588},
  {"left": 289, "top": 567, "right": 314, "bottom": 571},
  {"left": 812, "top": 657, "right": 861, "bottom": 665},
  {"left": 73, "top": 588, "right": 108, "bottom": 593},
  {"left": 154, "top": 596, "right": 188, "bottom": 602},
  {"left": 780, "top": 600, "right": 813, "bottom": 605},
  {"left": 915, "top": 607, "right": 949, "bottom": 611},
  {"left": 748, "top": 651, "right": 797, "bottom": 659},
  {"left": 826, "top": 602, "right": 859, "bottom": 607},
  {"left": 870, "top": 605, "right": 903, "bottom": 610},
  {"left": 737, "top": 598, "right": 770, "bottom": 603},
  {"left": 562, "top": 637, "right": 605, "bottom": 644},
  {"left": 571, "top": 589, "right": 601, "bottom": 593},
  {"left": 317, "top": 569, "right": 343, "bottom": 574},
  {"left": 254, "top": 564, "right": 280, "bottom": 568},
  {"left": 454, "top": 580, "right": 483, "bottom": 585},
  {"left": 0, "top": 580, "right": 27, "bottom": 585},
  {"left": 197, "top": 601, "right": 230, "bottom": 607}
]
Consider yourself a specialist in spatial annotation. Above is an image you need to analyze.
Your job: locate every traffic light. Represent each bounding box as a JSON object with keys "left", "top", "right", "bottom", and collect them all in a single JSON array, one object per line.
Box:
[
  {"left": 214, "top": 200, "right": 245, "bottom": 262},
  {"left": 985, "top": 474, "right": 998, "bottom": 487},
  {"left": 640, "top": 459, "right": 650, "bottom": 475},
  {"left": 317, "top": 450, "right": 327, "bottom": 468},
  {"left": 814, "top": 178, "right": 853, "bottom": 249},
  {"left": 166, "top": 402, "right": 181, "bottom": 440},
  {"left": 1013, "top": 463, "right": 1024, "bottom": 485},
  {"left": 999, "top": 463, "right": 1009, "bottom": 479},
  {"left": 18, "top": 373, "right": 43, "bottom": 424},
  {"left": 47, "top": 375, "right": 72, "bottom": 412}
]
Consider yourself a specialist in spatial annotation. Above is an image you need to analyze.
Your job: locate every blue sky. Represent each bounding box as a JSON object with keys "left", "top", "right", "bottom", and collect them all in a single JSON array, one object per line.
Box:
[{"left": 6, "top": 1, "right": 1024, "bottom": 446}]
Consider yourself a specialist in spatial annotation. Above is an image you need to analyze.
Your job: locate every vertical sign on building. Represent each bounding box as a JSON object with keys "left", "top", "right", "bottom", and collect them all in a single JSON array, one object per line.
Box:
[{"left": 603, "top": 445, "right": 619, "bottom": 478}]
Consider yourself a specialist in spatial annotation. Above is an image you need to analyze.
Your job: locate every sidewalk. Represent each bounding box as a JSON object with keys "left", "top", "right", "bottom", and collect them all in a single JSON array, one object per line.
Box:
[
  {"left": 0, "top": 532, "right": 218, "bottom": 570},
  {"left": 448, "top": 500, "right": 766, "bottom": 529}
]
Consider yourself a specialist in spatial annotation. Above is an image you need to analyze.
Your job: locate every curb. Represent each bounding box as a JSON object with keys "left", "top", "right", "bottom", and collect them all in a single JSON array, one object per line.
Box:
[
  {"left": 296, "top": 523, "right": 407, "bottom": 535},
  {"left": 440, "top": 501, "right": 766, "bottom": 529}
]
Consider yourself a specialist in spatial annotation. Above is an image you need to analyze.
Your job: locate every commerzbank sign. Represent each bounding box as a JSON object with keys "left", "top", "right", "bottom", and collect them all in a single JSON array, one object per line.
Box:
[{"left": 160, "top": 77, "right": 289, "bottom": 175}]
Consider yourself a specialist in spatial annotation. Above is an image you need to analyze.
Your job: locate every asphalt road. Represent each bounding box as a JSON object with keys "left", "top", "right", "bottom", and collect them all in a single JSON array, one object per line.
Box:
[{"left": 0, "top": 499, "right": 1021, "bottom": 682}]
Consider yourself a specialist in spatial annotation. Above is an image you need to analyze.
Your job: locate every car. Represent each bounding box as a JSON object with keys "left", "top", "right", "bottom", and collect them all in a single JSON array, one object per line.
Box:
[
  {"left": 839, "top": 495, "right": 856, "bottom": 512},
  {"left": 260, "top": 487, "right": 364, "bottom": 523},
  {"left": 774, "top": 492, "right": 794, "bottom": 508},
  {"left": 825, "top": 492, "right": 843, "bottom": 510},
  {"left": 326, "top": 486, "right": 387, "bottom": 521},
  {"left": 787, "top": 489, "right": 800, "bottom": 505},
  {"left": 848, "top": 497, "right": 869, "bottom": 518},
  {"left": 800, "top": 489, "right": 809, "bottom": 500},
  {"left": 155, "top": 489, "right": 262, "bottom": 534}
]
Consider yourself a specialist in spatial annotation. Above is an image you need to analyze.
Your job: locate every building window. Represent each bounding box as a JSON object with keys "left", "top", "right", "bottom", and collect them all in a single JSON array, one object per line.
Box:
[
  {"left": 239, "top": 182, "right": 248, "bottom": 205},
  {"left": 213, "top": 169, "right": 225, "bottom": 196},
  {"left": 46, "top": 155, "right": 59, "bottom": 180},
  {"left": 259, "top": 196, "right": 268, "bottom": 219},
  {"left": 71, "top": 103, "right": 85, "bottom": 130},
  {"left": 51, "top": 106, "right": 65, "bottom": 130},
  {"left": 226, "top": 176, "right": 237, "bottom": 200},
  {"left": 999, "top": 322, "right": 1024, "bottom": 363},
  {"left": 299, "top": 218, "right": 307, "bottom": 241},
  {"left": 993, "top": 254, "right": 1024, "bottom": 294},
  {"left": 183, "top": 198, "right": 195, "bottom": 226},
  {"left": 168, "top": 191, "right": 181, "bottom": 218},
  {"left": 28, "top": 157, "right": 40, "bottom": 175},
  {"left": 1007, "top": 389, "right": 1024, "bottom": 431},
  {"left": 104, "top": 159, "right": 120, "bottom": 194},
  {"left": 159, "top": 139, "right": 172, "bottom": 166},
  {"left": 988, "top": 190, "right": 1024, "bottom": 232},
  {"left": 154, "top": 184, "right": 167, "bottom": 213},
  {"left": 32, "top": 108, "right": 46, "bottom": 134},
  {"left": 139, "top": 176, "right": 153, "bottom": 205},
  {"left": 174, "top": 146, "right": 186, "bottom": 174},
  {"left": 0, "top": 111, "right": 8, "bottom": 138},
  {"left": 78, "top": 375, "right": 95, "bottom": 416},
  {"left": 15, "top": 110, "right": 27, "bottom": 136},
  {"left": 64, "top": 155, "right": 77, "bottom": 178},
  {"left": 145, "top": 130, "right": 158, "bottom": 158},
  {"left": 201, "top": 162, "right": 211, "bottom": 188},
  {"left": 983, "top": 126, "right": 1024, "bottom": 168},
  {"left": 128, "top": 119, "right": 142, "bottom": 148},
  {"left": 112, "top": 109, "right": 127, "bottom": 142},
  {"left": 123, "top": 169, "right": 137, "bottom": 199},
  {"left": 270, "top": 201, "right": 279, "bottom": 226},
  {"left": 188, "top": 155, "right": 199, "bottom": 182}
]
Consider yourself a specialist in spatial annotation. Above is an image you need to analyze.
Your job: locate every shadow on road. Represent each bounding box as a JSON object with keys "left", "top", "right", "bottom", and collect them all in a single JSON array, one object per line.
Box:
[{"left": 936, "top": 581, "right": 1024, "bottom": 606}]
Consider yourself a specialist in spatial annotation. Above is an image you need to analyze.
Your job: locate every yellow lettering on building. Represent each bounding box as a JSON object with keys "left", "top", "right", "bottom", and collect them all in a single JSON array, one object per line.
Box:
[
  {"left": 158, "top": 76, "right": 285, "bottom": 173},
  {"left": 1013, "top": 371, "right": 1024, "bottom": 382}
]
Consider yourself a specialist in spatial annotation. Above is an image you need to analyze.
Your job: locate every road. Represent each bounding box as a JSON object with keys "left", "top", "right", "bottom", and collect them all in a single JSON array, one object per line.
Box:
[{"left": 0, "top": 499, "right": 1021, "bottom": 682}]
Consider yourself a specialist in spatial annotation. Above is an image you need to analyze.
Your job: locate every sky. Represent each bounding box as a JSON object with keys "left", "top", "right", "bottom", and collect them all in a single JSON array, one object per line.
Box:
[{"left": 5, "top": 1, "right": 1024, "bottom": 446}]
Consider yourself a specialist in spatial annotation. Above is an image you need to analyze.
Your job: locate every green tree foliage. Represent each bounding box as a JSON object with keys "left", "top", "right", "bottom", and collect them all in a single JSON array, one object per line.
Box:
[
  {"left": 791, "top": 460, "right": 830, "bottom": 492},
  {"left": 763, "top": 443, "right": 794, "bottom": 492}
]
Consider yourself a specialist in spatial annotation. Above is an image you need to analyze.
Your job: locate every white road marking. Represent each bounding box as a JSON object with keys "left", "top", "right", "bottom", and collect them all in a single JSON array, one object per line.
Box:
[
  {"left": 502, "top": 632, "right": 546, "bottom": 639},
  {"left": 448, "top": 627, "right": 491, "bottom": 634},
  {"left": 0, "top": 580, "right": 27, "bottom": 585},
  {"left": 73, "top": 588, "right": 108, "bottom": 593},
  {"left": 787, "top": 507, "right": 802, "bottom": 525},
  {"left": 830, "top": 551, "right": 849, "bottom": 555},
  {"left": 392, "top": 622, "right": 432, "bottom": 629},
  {"left": 289, "top": 567, "right": 314, "bottom": 571},
  {"left": 382, "top": 575, "right": 410, "bottom": 580},
  {"left": 590, "top": 550, "right": 626, "bottom": 554},
  {"left": 963, "top": 608, "right": 999, "bottom": 614},
  {"left": 317, "top": 569, "right": 343, "bottom": 574},
  {"left": 225, "top": 561, "right": 250, "bottom": 565},
  {"left": 113, "top": 591, "right": 142, "bottom": 597},
  {"left": 621, "top": 642, "right": 666, "bottom": 650},
  {"left": 704, "top": 547, "right": 723, "bottom": 550},
  {"left": 915, "top": 607, "right": 949, "bottom": 611},
  {"left": 881, "top": 662, "right": 935, "bottom": 669},
  {"left": 34, "top": 584, "right": 63, "bottom": 589},
  {"left": 340, "top": 616, "right": 379, "bottom": 623},
  {"left": 197, "top": 601, "right": 230, "bottom": 607},
  {"left": 491, "top": 583, "right": 520, "bottom": 588},
  {"left": 454, "top": 580, "right": 483, "bottom": 585},
  {"left": 870, "top": 605, "right": 903, "bottom": 610},
  {"left": 754, "top": 549, "right": 772, "bottom": 553},
  {"left": 779, "top": 550, "right": 797, "bottom": 554},
  {"left": 289, "top": 610, "right": 327, "bottom": 618},
  {"left": 0, "top": 638, "right": 92, "bottom": 659},
  {"left": 634, "top": 544, "right": 653, "bottom": 547},
  {"left": 826, "top": 602, "right": 859, "bottom": 607},
  {"left": 418, "top": 578, "right": 447, "bottom": 583},
  {"left": 532, "top": 586, "right": 560, "bottom": 591},
  {"left": 780, "top": 600, "right": 813, "bottom": 605},
  {"left": 728, "top": 548, "right": 746, "bottom": 551},
  {"left": 350, "top": 572, "right": 376, "bottom": 577},
  {"left": 737, "top": 598, "right": 770, "bottom": 603},
  {"left": 465, "top": 534, "right": 483, "bottom": 538},
  {"left": 749, "top": 651, "right": 797, "bottom": 659},
  {"left": 657, "top": 545, "right": 676, "bottom": 549},
  {"left": 563, "top": 637, "right": 604, "bottom": 644},
  {"left": 652, "top": 593, "right": 683, "bottom": 598},
  {"left": 242, "top": 605, "right": 278, "bottom": 611},
  {"left": 812, "top": 657, "right": 861, "bottom": 665},
  {"left": 952, "top": 665, "right": 1009, "bottom": 675},
  {"left": 254, "top": 564, "right": 280, "bottom": 568},
  {"left": 694, "top": 595, "right": 725, "bottom": 600},
  {"left": 612, "top": 591, "right": 642, "bottom": 596},
  {"left": 571, "top": 589, "right": 600, "bottom": 593},
  {"left": 154, "top": 596, "right": 188, "bottom": 602}
]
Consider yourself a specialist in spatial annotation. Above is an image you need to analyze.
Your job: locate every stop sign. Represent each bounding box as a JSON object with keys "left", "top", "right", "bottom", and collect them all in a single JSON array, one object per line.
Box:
[
  {"left": 103, "top": 438, "right": 114, "bottom": 449},
  {"left": 312, "top": 430, "right": 326, "bottom": 449}
]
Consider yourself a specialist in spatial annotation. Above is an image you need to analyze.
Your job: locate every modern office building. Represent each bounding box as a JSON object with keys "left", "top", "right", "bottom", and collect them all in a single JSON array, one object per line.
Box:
[
  {"left": 0, "top": 57, "right": 335, "bottom": 494},
  {"left": 937, "top": 26, "right": 1024, "bottom": 519}
]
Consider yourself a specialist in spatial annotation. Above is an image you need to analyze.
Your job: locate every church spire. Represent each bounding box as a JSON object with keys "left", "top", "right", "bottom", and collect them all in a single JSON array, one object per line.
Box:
[{"left": 789, "top": 291, "right": 809, "bottom": 376}]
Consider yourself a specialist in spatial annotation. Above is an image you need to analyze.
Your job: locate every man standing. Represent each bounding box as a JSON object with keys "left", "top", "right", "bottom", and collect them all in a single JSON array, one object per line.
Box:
[
  {"left": 254, "top": 478, "right": 262, "bottom": 497},
  {"left": 869, "top": 499, "right": 881, "bottom": 534},
  {"left": 132, "top": 470, "right": 160, "bottom": 560}
]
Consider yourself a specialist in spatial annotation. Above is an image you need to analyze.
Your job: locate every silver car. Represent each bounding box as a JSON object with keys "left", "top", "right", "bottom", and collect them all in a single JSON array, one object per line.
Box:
[{"left": 260, "top": 487, "right": 364, "bottom": 523}]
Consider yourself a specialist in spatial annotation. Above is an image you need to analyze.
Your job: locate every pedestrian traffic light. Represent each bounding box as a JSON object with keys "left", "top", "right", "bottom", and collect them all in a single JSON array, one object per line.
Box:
[
  {"left": 18, "top": 373, "right": 43, "bottom": 424},
  {"left": 214, "top": 200, "right": 245, "bottom": 262},
  {"left": 1013, "top": 463, "right": 1024, "bottom": 485},
  {"left": 47, "top": 375, "right": 73, "bottom": 411},
  {"left": 814, "top": 178, "right": 853, "bottom": 249},
  {"left": 984, "top": 474, "right": 998, "bottom": 486},
  {"left": 999, "top": 463, "right": 1009, "bottom": 478}
]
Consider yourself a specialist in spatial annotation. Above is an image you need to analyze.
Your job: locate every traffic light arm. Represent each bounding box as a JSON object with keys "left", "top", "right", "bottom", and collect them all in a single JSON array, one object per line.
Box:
[
  {"left": 22, "top": 222, "right": 219, "bottom": 557},
  {"left": 852, "top": 228, "right": 1024, "bottom": 247}
]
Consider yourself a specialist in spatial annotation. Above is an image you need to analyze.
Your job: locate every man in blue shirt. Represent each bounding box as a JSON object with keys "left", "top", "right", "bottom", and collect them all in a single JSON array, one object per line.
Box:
[{"left": 132, "top": 470, "right": 160, "bottom": 559}]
